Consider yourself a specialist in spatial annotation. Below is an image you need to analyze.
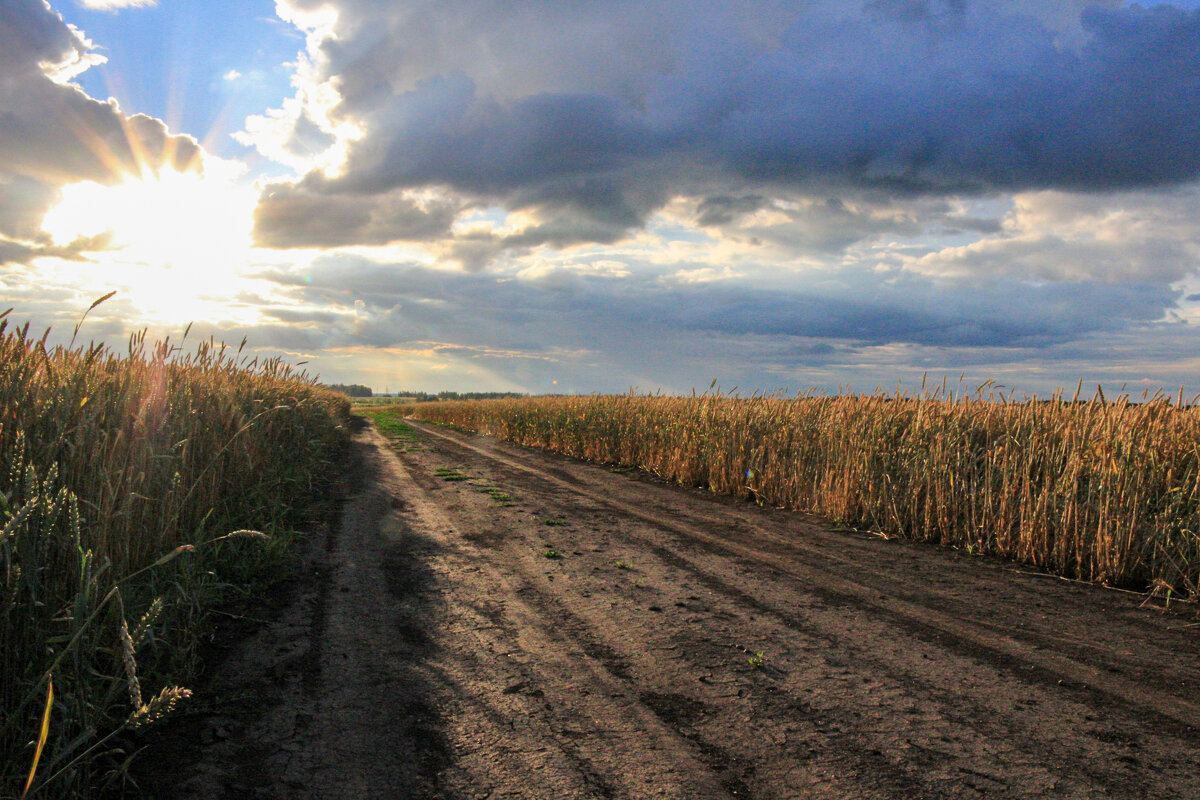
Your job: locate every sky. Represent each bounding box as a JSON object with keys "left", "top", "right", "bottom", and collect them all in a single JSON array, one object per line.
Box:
[{"left": 4, "top": 1, "right": 1200, "bottom": 397}]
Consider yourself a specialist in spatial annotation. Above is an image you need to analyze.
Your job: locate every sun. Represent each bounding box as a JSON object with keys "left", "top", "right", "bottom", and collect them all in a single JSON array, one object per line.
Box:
[{"left": 39, "top": 161, "right": 261, "bottom": 324}]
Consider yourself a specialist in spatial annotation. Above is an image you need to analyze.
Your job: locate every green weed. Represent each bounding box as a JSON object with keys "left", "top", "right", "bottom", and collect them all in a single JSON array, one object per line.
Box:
[
  {"left": 360, "top": 408, "right": 421, "bottom": 448},
  {"left": 475, "top": 485, "right": 517, "bottom": 506}
]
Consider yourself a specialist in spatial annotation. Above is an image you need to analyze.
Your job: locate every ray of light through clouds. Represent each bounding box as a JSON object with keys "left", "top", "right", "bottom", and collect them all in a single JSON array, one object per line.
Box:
[{"left": 4, "top": 1, "right": 1200, "bottom": 395}]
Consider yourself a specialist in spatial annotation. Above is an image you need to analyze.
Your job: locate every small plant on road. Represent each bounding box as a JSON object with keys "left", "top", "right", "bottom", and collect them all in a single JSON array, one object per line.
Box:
[
  {"left": 475, "top": 484, "right": 517, "bottom": 506},
  {"left": 434, "top": 467, "right": 471, "bottom": 482},
  {"left": 542, "top": 548, "right": 563, "bottom": 559},
  {"left": 614, "top": 560, "right": 632, "bottom": 570},
  {"left": 748, "top": 651, "right": 766, "bottom": 670}
]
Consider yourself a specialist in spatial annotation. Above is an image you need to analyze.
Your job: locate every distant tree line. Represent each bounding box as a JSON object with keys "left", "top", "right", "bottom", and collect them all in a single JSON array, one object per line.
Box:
[
  {"left": 322, "top": 385, "right": 530, "bottom": 401},
  {"left": 324, "top": 383, "right": 374, "bottom": 397},
  {"left": 387, "top": 390, "right": 528, "bottom": 402}
]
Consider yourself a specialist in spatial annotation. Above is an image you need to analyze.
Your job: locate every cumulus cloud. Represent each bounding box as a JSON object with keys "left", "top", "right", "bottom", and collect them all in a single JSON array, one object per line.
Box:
[
  {"left": 253, "top": 180, "right": 461, "bottom": 248},
  {"left": 911, "top": 187, "right": 1200, "bottom": 282},
  {"left": 0, "top": 0, "right": 201, "bottom": 247},
  {"left": 244, "top": 0, "right": 1200, "bottom": 251},
  {"left": 697, "top": 194, "right": 931, "bottom": 254}
]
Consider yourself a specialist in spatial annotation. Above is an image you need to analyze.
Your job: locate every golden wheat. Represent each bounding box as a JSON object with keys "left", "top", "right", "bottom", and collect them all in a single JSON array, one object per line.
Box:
[
  {"left": 400, "top": 388, "right": 1200, "bottom": 600},
  {"left": 1, "top": 313, "right": 349, "bottom": 797}
]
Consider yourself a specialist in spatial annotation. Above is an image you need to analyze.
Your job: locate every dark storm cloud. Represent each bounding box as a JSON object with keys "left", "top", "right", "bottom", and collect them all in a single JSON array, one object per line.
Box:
[
  {"left": 258, "top": 0, "right": 1200, "bottom": 246},
  {"left": 0, "top": 0, "right": 202, "bottom": 243}
]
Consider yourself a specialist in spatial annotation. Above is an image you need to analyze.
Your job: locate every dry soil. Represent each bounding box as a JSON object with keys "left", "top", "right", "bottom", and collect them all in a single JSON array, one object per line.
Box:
[{"left": 136, "top": 419, "right": 1200, "bottom": 799}]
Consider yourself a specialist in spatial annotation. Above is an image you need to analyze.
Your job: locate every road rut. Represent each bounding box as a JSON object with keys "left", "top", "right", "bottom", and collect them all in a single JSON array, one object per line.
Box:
[{"left": 139, "top": 420, "right": 1200, "bottom": 799}]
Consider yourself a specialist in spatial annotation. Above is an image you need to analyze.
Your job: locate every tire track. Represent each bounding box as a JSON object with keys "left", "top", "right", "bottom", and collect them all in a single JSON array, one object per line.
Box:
[
  {"left": 378, "top": 433, "right": 740, "bottom": 799},
  {"left": 403, "top": 420, "right": 1200, "bottom": 797},
  {"left": 141, "top": 421, "right": 1200, "bottom": 800},
  {"left": 411, "top": 421, "right": 1200, "bottom": 734}
]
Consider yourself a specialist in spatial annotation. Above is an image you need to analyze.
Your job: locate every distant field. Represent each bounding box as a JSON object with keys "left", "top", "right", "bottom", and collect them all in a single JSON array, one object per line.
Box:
[
  {"left": 397, "top": 390, "right": 1200, "bottom": 601},
  {"left": 350, "top": 396, "right": 422, "bottom": 406},
  {"left": 1, "top": 315, "right": 349, "bottom": 798}
]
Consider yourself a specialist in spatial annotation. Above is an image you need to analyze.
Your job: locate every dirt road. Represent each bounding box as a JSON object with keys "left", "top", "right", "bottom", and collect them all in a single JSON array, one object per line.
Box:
[{"left": 141, "top": 420, "right": 1200, "bottom": 799}]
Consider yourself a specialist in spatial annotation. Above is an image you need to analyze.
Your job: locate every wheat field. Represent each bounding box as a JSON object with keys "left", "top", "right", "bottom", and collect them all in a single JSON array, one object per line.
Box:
[
  {"left": 1, "top": 312, "right": 349, "bottom": 798},
  {"left": 400, "top": 386, "right": 1200, "bottom": 601}
]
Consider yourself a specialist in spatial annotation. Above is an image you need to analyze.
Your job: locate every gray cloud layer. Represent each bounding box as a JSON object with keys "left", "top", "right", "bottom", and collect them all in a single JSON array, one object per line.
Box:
[
  {"left": 253, "top": 182, "right": 461, "bottom": 248},
  {"left": 213, "top": 250, "right": 1189, "bottom": 393},
  {"left": 261, "top": 253, "right": 1175, "bottom": 355},
  {"left": 255, "top": 0, "right": 1200, "bottom": 247}
]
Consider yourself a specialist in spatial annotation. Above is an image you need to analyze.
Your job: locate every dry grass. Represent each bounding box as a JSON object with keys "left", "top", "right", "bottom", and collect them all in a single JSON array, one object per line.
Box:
[
  {"left": 1, "top": 312, "right": 349, "bottom": 797},
  {"left": 399, "top": 386, "right": 1200, "bottom": 601}
]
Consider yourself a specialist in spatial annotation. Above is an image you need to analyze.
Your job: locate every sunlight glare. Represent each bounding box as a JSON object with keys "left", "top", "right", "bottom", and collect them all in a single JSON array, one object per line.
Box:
[{"left": 40, "top": 164, "right": 261, "bottom": 323}]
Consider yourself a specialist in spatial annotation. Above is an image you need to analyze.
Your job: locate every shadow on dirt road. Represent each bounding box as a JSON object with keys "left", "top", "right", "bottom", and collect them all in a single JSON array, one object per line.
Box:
[
  {"left": 136, "top": 431, "right": 456, "bottom": 798},
  {"left": 136, "top": 420, "right": 1200, "bottom": 799}
]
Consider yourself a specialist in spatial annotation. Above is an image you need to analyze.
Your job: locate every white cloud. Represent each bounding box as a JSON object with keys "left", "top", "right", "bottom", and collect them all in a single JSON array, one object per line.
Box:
[
  {"left": 76, "top": 1, "right": 158, "bottom": 10},
  {"left": 665, "top": 266, "right": 743, "bottom": 284},
  {"left": 515, "top": 259, "right": 633, "bottom": 282},
  {"left": 233, "top": 50, "right": 360, "bottom": 176},
  {"left": 223, "top": 69, "right": 242, "bottom": 81},
  {"left": 909, "top": 187, "right": 1200, "bottom": 284}
]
